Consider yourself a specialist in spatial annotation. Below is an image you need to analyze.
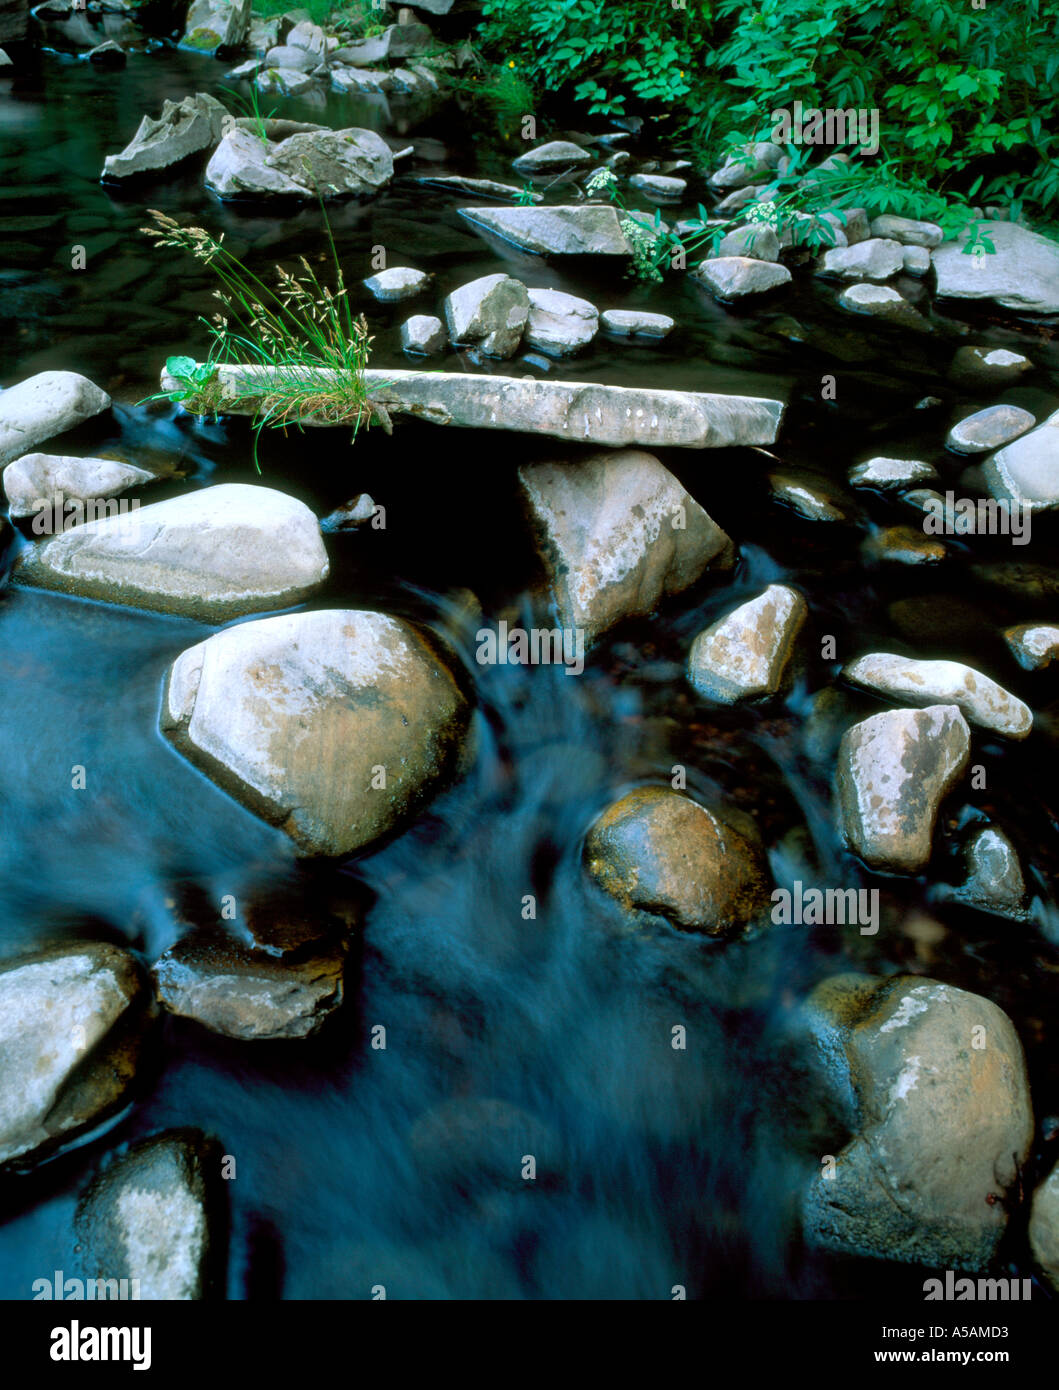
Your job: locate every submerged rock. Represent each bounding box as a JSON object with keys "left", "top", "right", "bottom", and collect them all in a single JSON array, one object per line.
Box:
[
  {"left": 981, "top": 407, "right": 1059, "bottom": 512},
  {"left": 320, "top": 493, "right": 375, "bottom": 530},
  {"left": 3, "top": 452, "right": 155, "bottom": 521},
  {"left": 15, "top": 483, "right": 328, "bottom": 621},
  {"left": 524, "top": 288, "right": 598, "bottom": 356},
  {"left": 444, "top": 273, "right": 529, "bottom": 358},
  {"left": 363, "top": 265, "right": 431, "bottom": 302},
  {"left": 519, "top": 449, "right": 733, "bottom": 643},
  {"left": 837, "top": 282, "right": 930, "bottom": 331},
  {"left": 511, "top": 140, "right": 593, "bottom": 175},
  {"left": 861, "top": 525, "right": 945, "bottom": 564},
  {"left": 687, "top": 585, "right": 806, "bottom": 704},
  {"left": 802, "top": 974, "right": 1033, "bottom": 1270},
  {"left": 836, "top": 704, "right": 970, "bottom": 872},
  {"left": 934, "top": 223, "right": 1059, "bottom": 316},
  {"left": 161, "top": 608, "right": 470, "bottom": 858},
  {"left": 75, "top": 1130, "right": 224, "bottom": 1300},
  {"left": 0, "top": 943, "right": 152, "bottom": 1169},
  {"left": 102, "top": 92, "right": 228, "bottom": 181},
  {"left": 949, "top": 345, "right": 1033, "bottom": 388},
  {"left": 952, "top": 825, "right": 1028, "bottom": 919},
  {"left": 1005, "top": 622, "right": 1059, "bottom": 671},
  {"left": 843, "top": 652, "right": 1032, "bottom": 739},
  {"left": 849, "top": 456, "right": 936, "bottom": 490},
  {"left": 414, "top": 173, "right": 541, "bottom": 202},
  {"left": 205, "top": 126, "right": 394, "bottom": 200},
  {"left": 691, "top": 257, "right": 791, "bottom": 300},
  {"left": 946, "top": 404, "right": 1035, "bottom": 454},
  {"left": 458, "top": 204, "right": 631, "bottom": 256},
  {"left": 0, "top": 370, "right": 110, "bottom": 467}
]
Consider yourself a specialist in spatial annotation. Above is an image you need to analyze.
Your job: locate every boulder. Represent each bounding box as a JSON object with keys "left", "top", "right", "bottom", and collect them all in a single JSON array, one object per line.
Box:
[
  {"left": 443, "top": 273, "right": 529, "bottom": 358},
  {"left": 584, "top": 786, "right": 769, "bottom": 934},
  {"left": 1004, "top": 622, "right": 1059, "bottom": 671},
  {"left": 523, "top": 288, "right": 598, "bottom": 356},
  {"left": 519, "top": 450, "right": 732, "bottom": 643},
  {"left": 400, "top": 314, "right": 446, "bottom": 355},
  {"left": 103, "top": 93, "right": 228, "bottom": 181},
  {"left": 691, "top": 257, "right": 791, "bottom": 300},
  {"left": 837, "top": 282, "right": 930, "bottom": 331},
  {"left": 849, "top": 456, "right": 936, "bottom": 491},
  {"left": 458, "top": 205, "right": 631, "bottom": 256},
  {"left": 687, "top": 585, "right": 806, "bottom": 703},
  {"left": 599, "top": 309, "right": 673, "bottom": 338},
  {"left": 205, "top": 126, "right": 394, "bottom": 200},
  {"left": 0, "top": 370, "right": 110, "bottom": 467},
  {"left": 816, "top": 238, "right": 904, "bottom": 281},
  {"left": 869, "top": 214, "right": 943, "bottom": 248},
  {"left": 981, "top": 408, "right": 1059, "bottom": 512},
  {"left": 511, "top": 140, "right": 593, "bottom": 175},
  {"left": 934, "top": 223, "right": 1059, "bottom": 316},
  {"left": 181, "top": 0, "right": 249, "bottom": 52},
  {"left": 363, "top": 266, "right": 431, "bottom": 302},
  {"left": 263, "top": 43, "right": 319, "bottom": 72},
  {"left": 14, "top": 482, "right": 328, "bottom": 620},
  {"left": 714, "top": 223, "right": 781, "bottom": 262},
  {"left": 1030, "top": 1162, "right": 1059, "bottom": 1292},
  {"left": 836, "top": 704, "right": 970, "bottom": 872},
  {"left": 902, "top": 245, "right": 930, "bottom": 276},
  {"left": 843, "top": 652, "right": 1031, "bottom": 739},
  {"left": 161, "top": 608, "right": 470, "bottom": 857},
  {"left": 629, "top": 173, "right": 685, "bottom": 201},
  {"left": 3, "top": 452, "right": 155, "bottom": 520},
  {"left": 946, "top": 404, "right": 1035, "bottom": 454}
]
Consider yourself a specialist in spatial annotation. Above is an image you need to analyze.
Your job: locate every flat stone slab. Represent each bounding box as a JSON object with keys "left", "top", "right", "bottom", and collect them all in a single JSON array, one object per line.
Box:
[
  {"left": 934, "top": 223, "right": 1059, "bottom": 316},
  {"left": 457, "top": 204, "right": 632, "bottom": 256}
]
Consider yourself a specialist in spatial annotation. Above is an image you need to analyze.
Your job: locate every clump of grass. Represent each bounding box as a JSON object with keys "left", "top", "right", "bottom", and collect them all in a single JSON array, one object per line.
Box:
[{"left": 140, "top": 206, "right": 389, "bottom": 472}]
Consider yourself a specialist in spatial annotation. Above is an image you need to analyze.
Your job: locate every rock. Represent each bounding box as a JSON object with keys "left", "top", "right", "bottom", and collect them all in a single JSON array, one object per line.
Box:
[
  {"left": 256, "top": 67, "right": 317, "bottom": 96},
  {"left": 443, "top": 273, "right": 529, "bottom": 359},
  {"left": 836, "top": 705, "right": 970, "bottom": 871},
  {"left": 264, "top": 43, "right": 319, "bottom": 72},
  {"left": 981, "top": 408, "right": 1059, "bottom": 512},
  {"left": 838, "top": 282, "right": 930, "bottom": 331},
  {"left": 691, "top": 257, "right": 791, "bottom": 300},
  {"left": 949, "top": 345, "right": 1033, "bottom": 388},
  {"left": 768, "top": 470, "right": 846, "bottom": 521},
  {"left": 363, "top": 266, "right": 430, "bottom": 302},
  {"left": 511, "top": 140, "right": 593, "bottom": 175},
  {"left": 710, "top": 141, "right": 782, "bottom": 190},
  {"left": 286, "top": 18, "right": 326, "bottom": 55},
  {"left": 584, "top": 786, "right": 769, "bottom": 934},
  {"left": 1004, "top": 622, "right": 1059, "bottom": 671},
  {"left": 841, "top": 208, "right": 871, "bottom": 244},
  {"left": 599, "top": 309, "right": 673, "bottom": 338},
  {"left": 458, "top": 205, "right": 631, "bottom": 256},
  {"left": 415, "top": 173, "right": 540, "bottom": 202},
  {"left": 934, "top": 223, "right": 1059, "bottom": 316},
  {"left": 863, "top": 525, "right": 946, "bottom": 566},
  {"left": 849, "top": 456, "right": 937, "bottom": 490},
  {"left": 518, "top": 450, "right": 733, "bottom": 644},
  {"left": 75, "top": 1130, "right": 223, "bottom": 1300},
  {"left": 0, "top": 943, "right": 152, "bottom": 1169},
  {"left": 629, "top": 173, "right": 685, "bottom": 201},
  {"left": 333, "top": 20, "right": 431, "bottom": 66},
  {"left": 15, "top": 482, "right": 328, "bottom": 620},
  {"left": 400, "top": 314, "right": 446, "bottom": 355},
  {"left": 3, "top": 452, "right": 155, "bottom": 520},
  {"left": 803, "top": 974, "right": 1033, "bottom": 1269},
  {"left": 953, "top": 826, "right": 1027, "bottom": 918},
  {"left": 225, "top": 57, "right": 262, "bottom": 78},
  {"left": 161, "top": 609, "right": 470, "bottom": 857},
  {"left": 687, "top": 584, "right": 806, "bottom": 704},
  {"left": 946, "top": 404, "right": 1035, "bottom": 454},
  {"left": 817, "top": 238, "right": 904, "bottom": 281},
  {"left": 0, "top": 370, "right": 110, "bottom": 466},
  {"left": 87, "top": 38, "right": 125, "bottom": 65},
  {"left": 715, "top": 223, "right": 781, "bottom": 261},
  {"left": 320, "top": 493, "right": 375, "bottom": 529},
  {"left": 181, "top": 0, "right": 249, "bottom": 52},
  {"left": 205, "top": 126, "right": 394, "bottom": 201},
  {"left": 524, "top": 288, "right": 598, "bottom": 356},
  {"left": 715, "top": 184, "right": 767, "bottom": 215},
  {"left": 902, "top": 245, "right": 930, "bottom": 277},
  {"left": 843, "top": 652, "right": 1032, "bottom": 739},
  {"left": 332, "top": 67, "right": 391, "bottom": 93},
  {"left": 869, "top": 214, "right": 943, "bottom": 248},
  {"left": 1030, "top": 1162, "right": 1059, "bottom": 1292}
]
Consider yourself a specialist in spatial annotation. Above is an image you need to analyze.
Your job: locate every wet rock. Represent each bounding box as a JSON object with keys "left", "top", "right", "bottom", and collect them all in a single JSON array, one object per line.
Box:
[
  {"left": 511, "top": 140, "right": 593, "bottom": 175},
  {"left": 320, "top": 493, "right": 375, "bottom": 530},
  {"left": 946, "top": 404, "right": 1035, "bottom": 454},
  {"left": 286, "top": 18, "right": 326, "bottom": 55},
  {"left": 687, "top": 584, "right": 806, "bottom": 704},
  {"left": 849, "top": 456, "right": 937, "bottom": 490},
  {"left": 901, "top": 245, "right": 930, "bottom": 276},
  {"left": 332, "top": 66, "right": 391, "bottom": 93},
  {"left": 981, "top": 407, "right": 1059, "bottom": 512},
  {"left": 205, "top": 126, "right": 394, "bottom": 200},
  {"left": 400, "top": 314, "right": 446, "bottom": 355},
  {"left": 225, "top": 57, "right": 262, "bottom": 78},
  {"left": 0, "top": 370, "right": 110, "bottom": 467},
  {"left": 817, "top": 238, "right": 904, "bottom": 281},
  {"left": 862, "top": 525, "right": 945, "bottom": 564},
  {"left": 709, "top": 141, "right": 782, "bottom": 190},
  {"left": 181, "top": 0, "right": 249, "bottom": 52},
  {"left": 161, "top": 609, "right": 470, "bottom": 858},
  {"left": 15, "top": 482, "right": 328, "bottom": 620},
  {"left": 952, "top": 826, "right": 1027, "bottom": 918},
  {"left": 768, "top": 470, "right": 846, "bottom": 521},
  {"left": 3, "top": 452, "right": 155, "bottom": 520},
  {"left": 714, "top": 184, "right": 767, "bottom": 215},
  {"left": 934, "top": 223, "right": 1059, "bottom": 316},
  {"left": 584, "top": 786, "right": 769, "bottom": 935},
  {"left": 949, "top": 345, "right": 1033, "bottom": 389},
  {"left": 458, "top": 204, "right": 631, "bottom": 256},
  {"left": 629, "top": 172, "right": 685, "bottom": 201},
  {"left": 843, "top": 652, "right": 1032, "bottom": 739},
  {"left": 87, "top": 38, "right": 125, "bottom": 65},
  {"left": 263, "top": 43, "right": 319, "bottom": 72},
  {"left": 363, "top": 265, "right": 430, "bottom": 302},
  {"left": 715, "top": 223, "right": 781, "bottom": 261},
  {"left": 691, "top": 257, "right": 791, "bottom": 300},
  {"left": 75, "top": 1130, "right": 223, "bottom": 1300},
  {"left": 599, "top": 309, "right": 673, "bottom": 338},
  {"left": 1005, "top": 622, "right": 1059, "bottom": 671},
  {"left": 869, "top": 214, "right": 943, "bottom": 248},
  {"left": 836, "top": 704, "right": 970, "bottom": 871},
  {"left": 973, "top": 561, "right": 1059, "bottom": 602},
  {"left": 519, "top": 449, "right": 732, "bottom": 644},
  {"left": 524, "top": 288, "right": 598, "bottom": 356},
  {"left": 334, "top": 20, "right": 431, "bottom": 67},
  {"left": 0, "top": 943, "right": 152, "bottom": 1169},
  {"left": 802, "top": 974, "right": 1033, "bottom": 1269},
  {"left": 837, "top": 282, "right": 930, "bottom": 331},
  {"left": 256, "top": 67, "right": 317, "bottom": 96},
  {"left": 1030, "top": 1162, "right": 1059, "bottom": 1292},
  {"left": 444, "top": 273, "right": 529, "bottom": 358},
  {"left": 415, "top": 173, "right": 540, "bottom": 202}
]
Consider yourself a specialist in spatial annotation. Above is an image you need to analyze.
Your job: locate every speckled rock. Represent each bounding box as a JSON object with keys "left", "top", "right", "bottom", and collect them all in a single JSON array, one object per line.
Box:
[
  {"left": 946, "top": 404, "right": 1035, "bottom": 455},
  {"left": 844, "top": 652, "right": 1032, "bottom": 739},
  {"left": 687, "top": 585, "right": 806, "bottom": 703},
  {"left": 768, "top": 470, "right": 846, "bottom": 521},
  {"left": 862, "top": 525, "right": 945, "bottom": 564}
]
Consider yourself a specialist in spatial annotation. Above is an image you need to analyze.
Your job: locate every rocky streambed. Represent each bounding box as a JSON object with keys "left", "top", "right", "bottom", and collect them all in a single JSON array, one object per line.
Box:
[{"left": 1, "top": 3, "right": 1059, "bottom": 1304}]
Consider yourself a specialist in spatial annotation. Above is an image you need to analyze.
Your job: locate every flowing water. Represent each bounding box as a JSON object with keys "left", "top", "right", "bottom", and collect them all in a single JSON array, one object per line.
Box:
[{"left": 2, "top": 38, "right": 1059, "bottom": 1300}]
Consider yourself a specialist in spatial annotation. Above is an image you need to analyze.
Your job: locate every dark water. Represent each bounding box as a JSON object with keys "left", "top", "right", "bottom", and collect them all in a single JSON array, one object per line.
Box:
[{"left": 2, "top": 40, "right": 1059, "bottom": 1299}]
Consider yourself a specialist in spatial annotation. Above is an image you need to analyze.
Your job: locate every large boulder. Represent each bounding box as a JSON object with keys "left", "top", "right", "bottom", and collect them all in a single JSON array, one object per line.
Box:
[
  {"left": 14, "top": 482, "right": 328, "bottom": 620},
  {"left": 933, "top": 223, "right": 1059, "bottom": 316},
  {"left": 443, "top": 273, "right": 530, "bottom": 359},
  {"left": 802, "top": 974, "right": 1033, "bottom": 1270},
  {"left": 0, "top": 370, "right": 110, "bottom": 467},
  {"left": 102, "top": 92, "right": 228, "bottom": 181},
  {"left": 518, "top": 450, "right": 733, "bottom": 643},
  {"left": 843, "top": 652, "right": 1032, "bottom": 739},
  {"left": 981, "top": 407, "right": 1059, "bottom": 512},
  {"left": 836, "top": 705, "right": 970, "bottom": 872},
  {"left": 0, "top": 943, "right": 152, "bottom": 1169},
  {"left": 687, "top": 585, "right": 806, "bottom": 704},
  {"left": 181, "top": 0, "right": 250, "bottom": 52},
  {"left": 458, "top": 205, "right": 632, "bottom": 256},
  {"left": 206, "top": 126, "right": 394, "bottom": 200},
  {"left": 161, "top": 609, "right": 470, "bottom": 858},
  {"left": 4, "top": 452, "right": 155, "bottom": 521}
]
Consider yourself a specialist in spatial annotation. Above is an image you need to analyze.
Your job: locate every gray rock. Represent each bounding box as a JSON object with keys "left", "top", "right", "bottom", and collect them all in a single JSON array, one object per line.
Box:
[
  {"left": 837, "top": 282, "right": 930, "bottom": 331},
  {"left": 934, "top": 223, "right": 1059, "bottom": 316},
  {"left": 458, "top": 204, "right": 631, "bottom": 256},
  {"left": 255, "top": 67, "right": 318, "bottom": 96},
  {"left": 320, "top": 492, "right": 375, "bottom": 529},
  {"left": 511, "top": 140, "right": 593, "bottom": 175},
  {"left": 76, "top": 1130, "right": 222, "bottom": 1300},
  {"left": 849, "top": 456, "right": 937, "bottom": 490},
  {"left": 869, "top": 214, "right": 943, "bottom": 248},
  {"left": 332, "top": 67, "right": 391, "bottom": 93},
  {"left": 363, "top": 265, "right": 431, "bottom": 302},
  {"left": 1030, "top": 1162, "right": 1059, "bottom": 1293},
  {"left": 841, "top": 207, "right": 871, "bottom": 244},
  {"left": 1005, "top": 622, "right": 1059, "bottom": 671},
  {"left": 949, "top": 345, "right": 1033, "bottom": 388},
  {"left": 181, "top": 0, "right": 249, "bottom": 52},
  {"left": 0, "top": 943, "right": 151, "bottom": 1169},
  {"left": 0, "top": 370, "right": 110, "bottom": 466},
  {"left": 715, "top": 223, "right": 781, "bottom": 262},
  {"left": 946, "top": 404, "right": 1035, "bottom": 454},
  {"left": 902, "top": 244, "right": 930, "bottom": 276},
  {"left": 443, "top": 273, "right": 529, "bottom": 358},
  {"left": 524, "top": 288, "right": 598, "bottom": 356},
  {"left": 415, "top": 173, "right": 540, "bottom": 202},
  {"left": 519, "top": 449, "right": 733, "bottom": 644},
  {"left": 802, "top": 974, "right": 1033, "bottom": 1270},
  {"left": 584, "top": 786, "right": 769, "bottom": 935},
  {"left": 599, "top": 309, "right": 673, "bottom": 338},
  {"left": 225, "top": 57, "right": 262, "bottom": 78},
  {"left": 714, "top": 184, "right": 766, "bottom": 215},
  {"left": 844, "top": 652, "right": 1032, "bottom": 739},
  {"left": 768, "top": 470, "right": 846, "bottom": 521},
  {"left": 161, "top": 609, "right": 470, "bottom": 857},
  {"left": 691, "top": 257, "right": 792, "bottom": 300},
  {"left": 710, "top": 141, "right": 782, "bottom": 189},
  {"left": 400, "top": 314, "right": 446, "bottom": 355},
  {"left": 687, "top": 584, "right": 806, "bottom": 704},
  {"left": 836, "top": 704, "right": 970, "bottom": 871},
  {"left": 629, "top": 172, "right": 686, "bottom": 201},
  {"left": 87, "top": 38, "right": 125, "bottom": 65},
  {"left": 4, "top": 452, "right": 155, "bottom": 520},
  {"left": 263, "top": 43, "right": 319, "bottom": 71},
  {"left": 205, "top": 126, "right": 394, "bottom": 200},
  {"left": 286, "top": 18, "right": 326, "bottom": 55},
  {"left": 817, "top": 237, "right": 904, "bottom": 281},
  {"left": 953, "top": 826, "right": 1027, "bottom": 918},
  {"left": 981, "top": 408, "right": 1059, "bottom": 511},
  {"left": 14, "top": 482, "right": 328, "bottom": 620},
  {"left": 333, "top": 20, "right": 431, "bottom": 66}
]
